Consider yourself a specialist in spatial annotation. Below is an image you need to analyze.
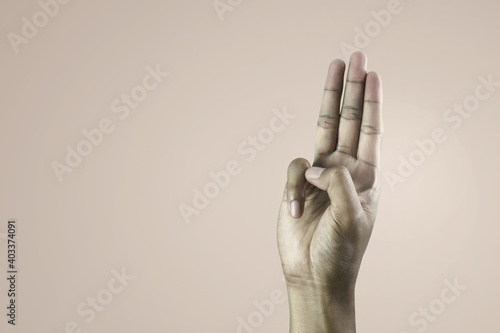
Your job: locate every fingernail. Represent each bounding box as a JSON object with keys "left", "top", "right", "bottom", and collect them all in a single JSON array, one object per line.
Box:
[
  {"left": 290, "top": 200, "right": 300, "bottom": 218},
  {"left": 306, "top": 167, "right": 325, "bottom": 179}
]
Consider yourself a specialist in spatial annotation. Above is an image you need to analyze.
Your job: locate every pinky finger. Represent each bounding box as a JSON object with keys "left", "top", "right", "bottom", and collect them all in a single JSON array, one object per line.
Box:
[{"left": 286, "top": 158, "right": 311, "bottom": 219}]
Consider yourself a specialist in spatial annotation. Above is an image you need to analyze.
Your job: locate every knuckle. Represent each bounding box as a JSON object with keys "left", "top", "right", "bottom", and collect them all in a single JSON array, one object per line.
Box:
[
  {"left": 340, "top": 107, "right": 362, "bottom": 121},
  {"left": 317, "top": 115, "right": 339, "bottom": 129},
  {"left": 288, "top": 157, "right": 309, "bottom": 171},
  {"left": 335, "top": 144, "right": 352, "bottom": 154},
  {"left": 329, "top": 165, "right": 350, "bottom": 182},
  {"left": 360, "top": 124, "right": 383, "bottom": 135},
  {"left": 346, "top": 77, "right": 365, "bottom": 84}
]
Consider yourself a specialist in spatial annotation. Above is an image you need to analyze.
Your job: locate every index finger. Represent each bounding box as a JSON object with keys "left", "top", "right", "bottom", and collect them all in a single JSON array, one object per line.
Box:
[{"left": 314, "top": 59, "right": 345, "bottom": 163}]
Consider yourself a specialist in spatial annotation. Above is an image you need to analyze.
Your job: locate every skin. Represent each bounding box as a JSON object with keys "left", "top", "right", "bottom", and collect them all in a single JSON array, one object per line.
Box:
[{"left": 277, "top": 51, "right": 383, "bottom": 332}]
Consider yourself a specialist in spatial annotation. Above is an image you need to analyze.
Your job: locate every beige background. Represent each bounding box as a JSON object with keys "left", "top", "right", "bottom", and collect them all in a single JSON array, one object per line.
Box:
[{"left": 0, "top": 0, "right": 499, "bottom": 332}]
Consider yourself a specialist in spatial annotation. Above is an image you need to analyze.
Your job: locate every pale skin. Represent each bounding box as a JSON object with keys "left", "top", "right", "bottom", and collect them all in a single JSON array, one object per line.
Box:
[{"left": 277, "top": 51, "right": 383, "bottom": 332}]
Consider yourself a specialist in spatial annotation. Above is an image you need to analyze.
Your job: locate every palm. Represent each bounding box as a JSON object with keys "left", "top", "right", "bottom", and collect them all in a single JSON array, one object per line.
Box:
[
  {"left": 277, "top": 52, "right": 383, "bottom": 288},
  {"left": 278, "top": 156, "right": 379, "bottom": 286}
]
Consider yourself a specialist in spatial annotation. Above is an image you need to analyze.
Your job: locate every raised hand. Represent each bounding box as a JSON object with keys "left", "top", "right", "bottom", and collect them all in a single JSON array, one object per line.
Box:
[{"left": 277, "top": 52, "right": 383, "bottom": 332}]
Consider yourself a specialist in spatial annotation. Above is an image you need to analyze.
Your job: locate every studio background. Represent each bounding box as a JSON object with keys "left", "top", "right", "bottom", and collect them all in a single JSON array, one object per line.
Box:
[{"left": 0, "top": 0, "right": 498, "bottom": 332}]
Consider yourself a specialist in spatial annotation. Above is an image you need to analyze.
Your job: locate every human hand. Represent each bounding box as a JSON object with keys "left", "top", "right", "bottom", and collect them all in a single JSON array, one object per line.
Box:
[{"left": 277, "top": 51, "right": 383, "bottom": 332}]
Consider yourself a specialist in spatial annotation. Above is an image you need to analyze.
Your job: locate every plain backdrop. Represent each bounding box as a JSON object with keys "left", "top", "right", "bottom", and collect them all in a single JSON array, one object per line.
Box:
[{"left": 0, "top": 0, "right": 499, "bottom": 332}]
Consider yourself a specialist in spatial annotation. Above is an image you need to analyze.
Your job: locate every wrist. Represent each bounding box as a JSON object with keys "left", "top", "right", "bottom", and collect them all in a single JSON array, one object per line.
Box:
[{"left": 287, "top": 283, "right": 356, "bottom": 333}]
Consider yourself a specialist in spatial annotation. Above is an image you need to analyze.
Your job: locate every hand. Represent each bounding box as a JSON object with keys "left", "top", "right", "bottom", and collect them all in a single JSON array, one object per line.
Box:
[{"left": 277, "top": 52, "right": 383, "bottom": 332}]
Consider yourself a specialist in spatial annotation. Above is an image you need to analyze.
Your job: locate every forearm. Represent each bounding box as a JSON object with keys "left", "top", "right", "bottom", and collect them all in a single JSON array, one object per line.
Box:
[{"left": 287, "top": 284, "right": 356, "bottom": 333}]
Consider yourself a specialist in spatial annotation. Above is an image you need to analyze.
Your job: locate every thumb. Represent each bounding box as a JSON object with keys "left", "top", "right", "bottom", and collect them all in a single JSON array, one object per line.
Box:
[{"left": 305, "top": 166, "right": 363, "bottom": 223}]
